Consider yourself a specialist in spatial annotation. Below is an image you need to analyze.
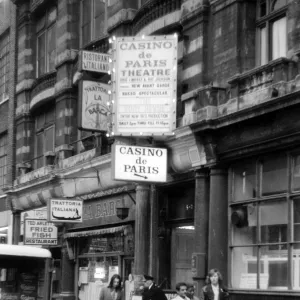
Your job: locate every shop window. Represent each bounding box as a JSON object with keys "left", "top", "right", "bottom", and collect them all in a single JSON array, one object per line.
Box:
[
  {"left": 257, "top": 0, "right": 288, "bottom": 66},
  {"left": 80, "top": 0, "right": 106, "bottom": 47},
  {"left": 36, "top": 7, "right": 56, "bottom": 77},
  {"left": 229, "top": 153, "right": 300, "bottom": 291},
  {"left": 34, "top": 105, "right": 55, "bottom": 169},
  {"left": 0, "top": 32, "right": 9, "bottom": 103}
]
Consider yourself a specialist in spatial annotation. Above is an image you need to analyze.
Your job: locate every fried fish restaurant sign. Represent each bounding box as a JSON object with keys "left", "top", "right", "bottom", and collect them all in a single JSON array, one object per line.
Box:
[
  {"left": 48, "top": 199, "right": 83, "bottom": 223},
  {"left": 112, "top": 145, "right": 167, "bottom": 183},
  {"left": 111, "top": 35, "right": 178, "bottom": 136},
  {"left": 24, "top": 219, "right": 57, "bottom": 246}
]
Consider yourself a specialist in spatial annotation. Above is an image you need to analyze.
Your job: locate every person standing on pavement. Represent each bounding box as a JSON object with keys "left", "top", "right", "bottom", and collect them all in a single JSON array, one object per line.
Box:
[
  {"left": 142, "top": 275, "right": 168, "bottom": 300},
  {"left": 200, "top": 269, "right": 229, "bottom": 300},
  {"left": 172, "top": 282, "right": 190, "bottom": 300},
  {"left": 99, "top": 274, "right": 123, "bottom": 300}
]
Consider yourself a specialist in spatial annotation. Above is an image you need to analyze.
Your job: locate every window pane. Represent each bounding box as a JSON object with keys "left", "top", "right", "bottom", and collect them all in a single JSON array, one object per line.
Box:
[
  {"left": 37, "top": 33, "right": 46, "bottom": 76},
  {"left": 45, "top": 126, "right": 54, "bottom": 152},
  {"left": 82, "top": 0, "right": 92, "bottom": 45},
  {"left": 232, "top": 161, "right": 256, "bottom": 201},
  {"left": 259, "top": 200, "right": 287, "bottom": 247},
  {"left": 47, "top": 25, "right": 56, "bottom": 72},
  {"left": 94, "top": 0, "right": 105, "bottom": 38},
  {"left": 260, "top": 0, "right": 266, "bottom": 17},
  {"left": 272, "top": 17, "right": 287, "bottom": 60},
  {"left": 82, "top": 24, "right": 91, "bottom": 46},
  {"left": 232, "top": 204, "right": 257, "bottom": 245},
  {"left": 232, "top": 246, "right": 258, "bottom": 289},
  {"left": 260, "top": 26, "right": 267, "bottom": 65},
  {"left": 294, "top": 199, "right": 300, "bottom": 241},
  {"left": 293, "top": 245, "right": 300, "bottom": 290},
  {"left": 272, "top": 0, "right": 287, "bottom": 11},
  {"left": 36, "top": 133, "right": 44, "bottom": 169},
  {"left": 260, "top": 246, "right": 288, "bottom": 289},
  {"left": 262, "top": 154, "right": 288, "bottom": 196},
  {"left": 45, "top": 106, "right": 55, "bottom": 124},
  {"left": 292, "top": 154, "right": 300, "bottom": 191}
]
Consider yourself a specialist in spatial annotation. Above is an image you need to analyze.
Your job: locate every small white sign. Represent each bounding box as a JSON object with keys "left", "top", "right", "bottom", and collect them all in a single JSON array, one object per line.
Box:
[
  {"left": 79, "top": 50, "right": 110, "bottom": 74},
  {"left": 24, "top": 219, "right": 57, "bottom": 246},
  {"left": 112, "top": 145, "right": 167, "bottom": 183},
  {"left": 49, "top": 199, "right": 83, "bottom": 223}
]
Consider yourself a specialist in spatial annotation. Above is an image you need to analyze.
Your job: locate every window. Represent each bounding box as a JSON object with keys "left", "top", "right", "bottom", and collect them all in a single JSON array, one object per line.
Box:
[
  {"left": 230, "top": 152, "right": 300, "bottom": 290},
  {"left": 36, "top": 7, "right": 57, "bottom": 77},
  {"left": 0, "top": 134, "right": 7, "bottom": 191},
  {"left": 257, "top": 0, "right": 288, "bottom": 66},
  {"left": 80, "top": 0, "right": 106, "bottom": 47},
  {"left": 0, "top": 32, "right": 9, "bottom": 103},
  {"left": 34, "top": 105, "right": 55, "bottom": 169}
]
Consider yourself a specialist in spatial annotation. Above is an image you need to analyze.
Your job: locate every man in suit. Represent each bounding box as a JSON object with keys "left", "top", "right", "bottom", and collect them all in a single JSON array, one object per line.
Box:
[{"left": 142, "top": 275, "right": 168, "bottom": 300}]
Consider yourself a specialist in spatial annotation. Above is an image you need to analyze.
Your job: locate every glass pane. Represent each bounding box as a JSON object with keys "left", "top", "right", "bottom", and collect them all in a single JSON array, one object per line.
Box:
[
  {"left": 260, "top": 0, "right": 266, "bottom": 17},
  {"left": 260, "top": 246, "right": 288, "bottom": 289},
  {"left": 260, "top": 200, "right": 288, "bottom": 248},
  {"left": 36, "top": 113, "right": 45, "bottom": 130},
  {"left": 272, "top": 16, "right": 287, "bottom": 60},
  {"left": 36, "top": 133, "right": 44, "bottom": 168},
  {"left": 82, "top": 24, "right": 91, "bottom": 46},
  {"left": 232, "top": 204, "right": 257, "bottom": 245},
  {"left": 262, "top": 154, "right": 288, "bottom": 196},
  {"left": 260, "top": 26, "right": 267, "bottom": 65},
  {"left": 294, "top": 199, "right": 300, "bottom": 241},
  {"left": 292, "top": 155, "right": 300, "bottom": 191},
  {"left": 293, "top": 245, "right": 300, "bottom": 290},
  {"left": 48, "top": 7, "right": 57, "bottom": 24},
  {"left": 272, "top": 0, "right": 287, "bottom": 11},
  {"left": 37, "top": 33, "right": 46, "bottom": 76},
  {"left": 232, "top": 161, "right": 256, "bottom": 201},
  {"left": 82, "top": 0, "right": 92, "bottom": 25},
  {"left": 232, "top": 246, "right": 258, "bottom": 289},
  {"left": 94, "top": 0, "right": 105, "bottom": 38},
  {"left": 45, "top": 126, "right": 54, "bottom": 152},
  {"left": 47, "top": 25, "right": 56, "bottom": 72},
  {"left": 45, "top": 106, "right": 55, "bottom": 124}
]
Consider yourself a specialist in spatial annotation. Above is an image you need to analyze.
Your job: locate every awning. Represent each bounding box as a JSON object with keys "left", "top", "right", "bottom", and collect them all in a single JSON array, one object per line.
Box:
[{"left": 64, "top": 225, "right": 130, "bottom": 238}]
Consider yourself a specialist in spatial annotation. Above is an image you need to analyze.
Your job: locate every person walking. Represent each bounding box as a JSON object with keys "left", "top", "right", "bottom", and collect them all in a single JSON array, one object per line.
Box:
[
  {"left": 99, "top": 274, "right": 123, "bottom": 300},
  {"left": 142, "top": 274, "right": 168, "bottom": 300},
  {"left": 200, "top": 269, "right": 229, "bottom": 300},
  {"left": 172, "top": 282, "right": 190, "bottom": 300}
]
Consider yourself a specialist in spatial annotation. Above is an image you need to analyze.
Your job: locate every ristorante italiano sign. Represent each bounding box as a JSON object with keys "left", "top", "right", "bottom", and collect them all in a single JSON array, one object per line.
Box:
[
  {"left": 111, "top": 35, "right": 178, "bottom": 136},
  {"left": 112, "top": 145, "right": 167, "bottom": 183},
  {"left": 79, "top": 50, "right": 110, "bottom": 74}
]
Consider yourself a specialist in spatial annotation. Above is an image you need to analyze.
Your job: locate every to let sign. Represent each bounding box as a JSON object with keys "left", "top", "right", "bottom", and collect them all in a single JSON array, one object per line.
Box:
[
  {"left": 112, "top": 145, "right": 167, "bottom": 183},
  {"left": 79, "top": 50, "right": 110, "bottom": 74},
  {"left": 111, "top": 35, "right": 178, "bottom": 136},
  {"left": 48, "top": 199, "right": 83, "bottom": 223},
  {"left": 78, "top": 81, "right": 111, "bottom": 132},
  {"left": 24, "top": 219, "right": 57, "bottom": 246}
]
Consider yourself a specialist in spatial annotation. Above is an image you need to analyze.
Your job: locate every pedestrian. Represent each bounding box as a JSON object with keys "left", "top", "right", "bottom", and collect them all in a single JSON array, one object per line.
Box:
[
  {"left": 99, "top": 274, "right": 123, "bottom": 300},
  {"left": 186, "top": 283, "right": 199, "bottom": 300},
  {"left": 172, "top": 282, "right": 190, "bottom": 300},
  {"left": 142, "top": 274, "right": 168, "bottom": 300},
  {"left": 200, "top": 269, "right": 229, "bottom": 300}
]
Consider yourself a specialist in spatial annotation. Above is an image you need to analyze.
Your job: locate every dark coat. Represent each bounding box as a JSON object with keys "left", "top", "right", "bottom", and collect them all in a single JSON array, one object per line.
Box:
[
  {"left": 199, "top": 284, "right": 229, "bottom": 300},
  {"left": 142, "top": 284, "right": 168, "bottom": 300},
  {"left": 99, "top": 287, "right": 123, "bottom": 300}
]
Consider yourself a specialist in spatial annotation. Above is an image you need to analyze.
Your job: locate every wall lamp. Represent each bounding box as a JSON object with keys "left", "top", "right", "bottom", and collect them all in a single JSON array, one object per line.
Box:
[{"left": 116, "top": 192, "right": 136, "bottom": 220}]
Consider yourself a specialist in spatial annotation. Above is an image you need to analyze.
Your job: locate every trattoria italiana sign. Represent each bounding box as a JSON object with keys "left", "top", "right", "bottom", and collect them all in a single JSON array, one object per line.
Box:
[
  {"left": 48, "top": 199, "right": 83, "bottom": 223},
  {"left": 112, "top": 145, "right": 167, "bottom": 183},
  {"left": 78, "top": 50, "right": 110, "bottom": 74},
  {"left": 111, "top": 35, "right": 178, "bottom": 136},
  {"left": 78, "top": 81, "right": 111, "bottom": 132},
  {"left": 24, "top": 219, "right": 57, "bottom": 246}
]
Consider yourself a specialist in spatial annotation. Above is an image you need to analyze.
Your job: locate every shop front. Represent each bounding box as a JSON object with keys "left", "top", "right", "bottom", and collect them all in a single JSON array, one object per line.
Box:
[{"left": 64, "top": 191, "right": 135, "bottom": 300}]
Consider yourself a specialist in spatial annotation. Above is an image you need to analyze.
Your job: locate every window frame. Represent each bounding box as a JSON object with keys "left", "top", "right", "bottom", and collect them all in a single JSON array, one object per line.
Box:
[
  {"left": 80, "top": 0, "right": 107, "bottom": 47},
  {"left": 256, "top": 0, "right": 288, "bottom": 66},
  {"left": 36, "top": 7, "right": 57, "bottom": 78},
  {"left": 229, "top": 151, "right": 300, "bottom": 291}
]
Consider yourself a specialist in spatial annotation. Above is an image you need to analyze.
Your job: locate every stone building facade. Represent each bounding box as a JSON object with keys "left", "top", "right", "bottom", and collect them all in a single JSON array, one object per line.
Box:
[{"left": 6, "top": 0, "right": 300, "bottom": 300}]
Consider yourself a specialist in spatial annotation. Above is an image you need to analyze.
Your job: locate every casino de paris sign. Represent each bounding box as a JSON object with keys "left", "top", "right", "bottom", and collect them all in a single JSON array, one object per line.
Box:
[
  {"left": 111, "top": 35, "right": 178, "bottom": 136},
  {"left": 112, "top": 145, "right": 167, "bottom": 183}
]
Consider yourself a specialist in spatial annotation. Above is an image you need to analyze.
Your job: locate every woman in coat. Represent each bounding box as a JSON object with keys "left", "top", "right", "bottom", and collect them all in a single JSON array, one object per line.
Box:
[
  {"left": 99, "top": 274, "right": 123, "bottom": 300},
  {"left": 200, "top": 269, "right": 229, "bottom": 300}
]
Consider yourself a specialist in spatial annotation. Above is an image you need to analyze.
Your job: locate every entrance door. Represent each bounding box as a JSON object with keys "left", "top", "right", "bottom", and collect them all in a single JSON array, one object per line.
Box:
[{"left": 171, "top": 226, "right": 195, "bottom": 289}]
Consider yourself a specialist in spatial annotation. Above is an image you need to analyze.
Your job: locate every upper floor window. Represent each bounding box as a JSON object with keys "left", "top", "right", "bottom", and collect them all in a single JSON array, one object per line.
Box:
[
  {"left": 0, "top": 32, "right": 9, "bottom": 103},
  {"left": 34, "top": 104, "right": 55, "bottom": 169},
  {"left": 36, "top": 7, "right": 57, "bottom": 77},
  {"left": 257, "top": 0, "right": 288, "bottom": 66},
  {"left": 0, "top": 134, "right": 7, "bottom": 192},
  {"left": 80, "top": 0, "right": 106, "bottom": 47}
]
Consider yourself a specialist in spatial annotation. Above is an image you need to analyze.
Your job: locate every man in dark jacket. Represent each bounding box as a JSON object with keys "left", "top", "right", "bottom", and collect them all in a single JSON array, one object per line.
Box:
[{"left": 142, "top": 275, "right": 168, "bottom": 300}]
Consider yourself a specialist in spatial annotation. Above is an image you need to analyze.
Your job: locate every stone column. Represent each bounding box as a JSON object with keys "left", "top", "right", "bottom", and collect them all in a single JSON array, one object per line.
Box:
[
  {"left": 208, "top": 168, "right": 228, "bottom": 285},
  {"left": 193, "top": 171, "right": 209, "bottom": 295},
  {"left": 12, "top": 210, "right": 21, "bottom": 245},
  {"left": 59, "top": 240, "right": 75, "bottom": 300},
  {"left": 134, "top": 184, "right": 150, "bottom": 275}
]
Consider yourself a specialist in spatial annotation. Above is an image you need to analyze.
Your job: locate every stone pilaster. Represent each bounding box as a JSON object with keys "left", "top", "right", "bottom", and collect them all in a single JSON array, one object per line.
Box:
[{"left": 12, "top": 210, "right": 21, "bottom": 245}]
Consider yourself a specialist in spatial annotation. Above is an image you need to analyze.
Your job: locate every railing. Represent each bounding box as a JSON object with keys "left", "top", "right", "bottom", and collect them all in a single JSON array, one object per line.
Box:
[
  {"left": 132, "top": 0, "right": 182, "bottom": 34},
  {"left": 31, "top": 71, "right": 56, "bottom": 99}
]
